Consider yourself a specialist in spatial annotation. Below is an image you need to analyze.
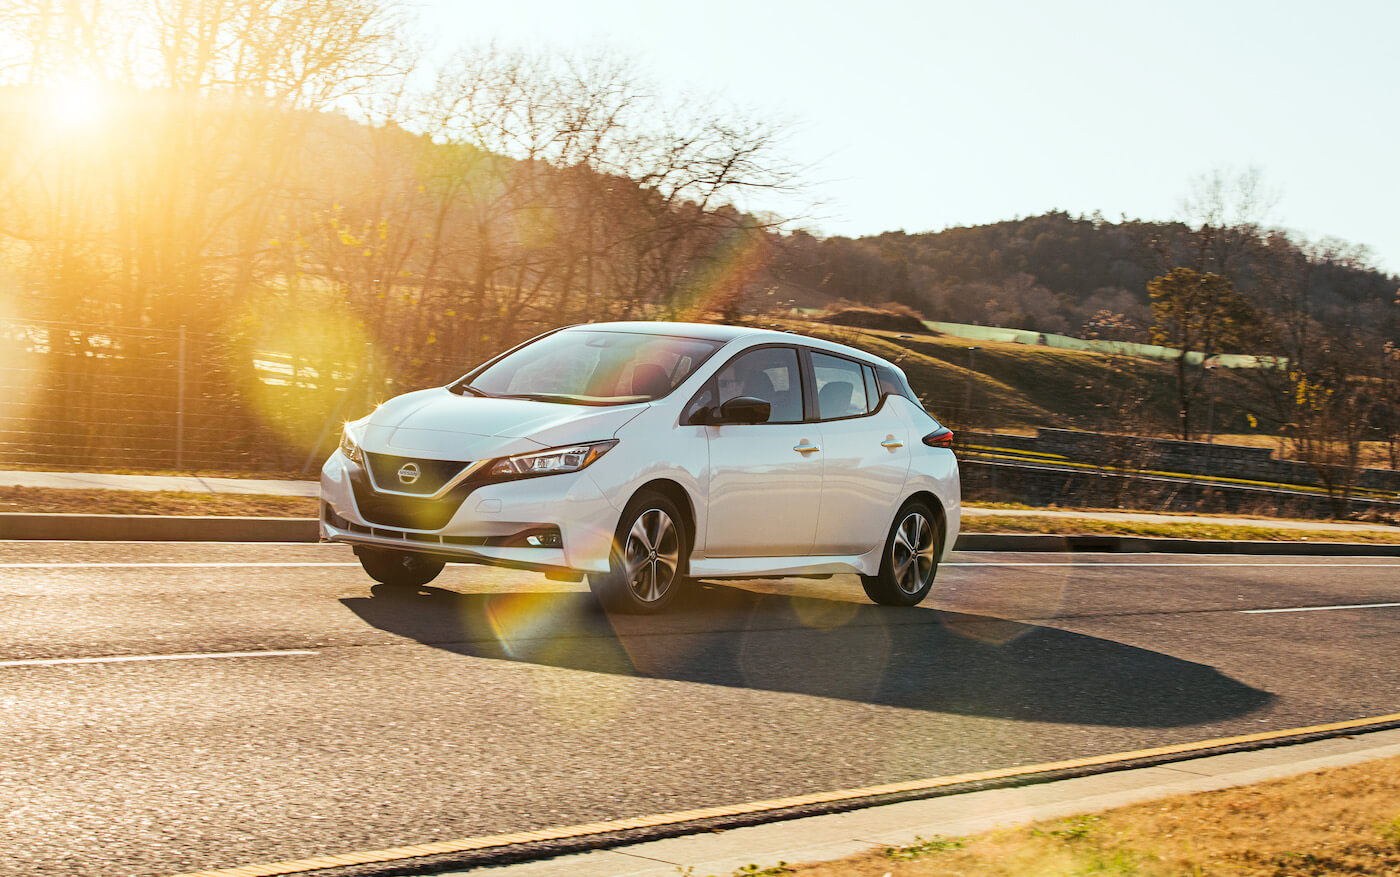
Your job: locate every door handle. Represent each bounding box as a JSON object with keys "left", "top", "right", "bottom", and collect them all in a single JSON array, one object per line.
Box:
[
  {"left": 881, "top": 439, "right": 904, "bottom": 449},
  {"left": 793, "top": 442, "right": 821, "bottom": 454}
]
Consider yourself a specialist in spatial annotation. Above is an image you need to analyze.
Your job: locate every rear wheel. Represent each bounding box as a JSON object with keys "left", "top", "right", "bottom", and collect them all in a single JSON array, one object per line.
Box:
[
  {"left": 589, "top": 491, "right": 689, "bottom": 614},
  {"left": 861, "top": 500, "right": 940, "bottom": 606},
  {"left": 355, "top": 547, "right": 444, "bottom": 588}
]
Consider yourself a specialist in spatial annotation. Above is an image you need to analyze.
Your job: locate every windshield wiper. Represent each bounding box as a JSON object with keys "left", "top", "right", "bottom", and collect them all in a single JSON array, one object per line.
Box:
[
  {"left": 500, "top": 392, "right": 612, "bottom": 406},
  {"left": 452, "top": 382, "right": 493, "bottom": 397}
]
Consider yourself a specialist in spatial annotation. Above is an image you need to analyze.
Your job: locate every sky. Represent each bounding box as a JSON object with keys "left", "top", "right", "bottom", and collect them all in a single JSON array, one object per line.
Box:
[{"left": 417, "top": 0, "right": 1400, "bottom": 272}]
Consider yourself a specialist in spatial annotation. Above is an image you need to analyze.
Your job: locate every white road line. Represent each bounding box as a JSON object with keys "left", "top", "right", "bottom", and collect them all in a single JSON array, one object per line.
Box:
[
  {"left": 2, "top": 561, "right": 1397, "bottom": 570},
  {"left": 0, "top": 561, "right": 1395, "bottom": 570},
  {"left": 945, "top": 562, "right": 1400, "bottom": 567},
  {"left": 1241, "top": 602, "right": 1400, "bottom": 615},
  {"left": 0, "top": 649, "right": 318, "bottom": 668},
  {"left": 0, "top": 562, "right": 361, "bottom": 569}
]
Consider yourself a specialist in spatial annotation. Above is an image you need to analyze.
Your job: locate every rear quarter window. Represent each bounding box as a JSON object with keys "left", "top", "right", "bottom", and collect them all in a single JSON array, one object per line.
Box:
[
  {"left": 876, "top": 364, "right": 919, "bottom": 406},
  {"left": 862, "top": 364, "right": 880, "bottom": 408}
]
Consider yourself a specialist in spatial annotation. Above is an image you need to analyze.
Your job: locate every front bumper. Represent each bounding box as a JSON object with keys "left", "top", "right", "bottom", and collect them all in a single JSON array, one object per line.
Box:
[{"left": 320, "top": 451, "right": 621, "bottom": 574}]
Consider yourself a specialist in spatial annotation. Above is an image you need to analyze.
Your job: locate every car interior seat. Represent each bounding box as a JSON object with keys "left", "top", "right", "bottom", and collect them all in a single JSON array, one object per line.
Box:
[
  {"left": 818, "top": 380, "right": 855, "bottom": 417},
  {"left": 741, "top": 370, "right": 793, "bottom": 421},
  {"left": 631, "top": 363, "right": 671, "bottom": 398}
]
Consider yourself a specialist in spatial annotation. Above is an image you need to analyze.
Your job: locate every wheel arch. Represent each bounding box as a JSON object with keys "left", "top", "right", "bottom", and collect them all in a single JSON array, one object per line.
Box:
[
  {"left": 627, "top": 478, "right": 698, "bottom": 571},
  {"left": 902, "top": 489, "right": 949, "bottom": 556}
]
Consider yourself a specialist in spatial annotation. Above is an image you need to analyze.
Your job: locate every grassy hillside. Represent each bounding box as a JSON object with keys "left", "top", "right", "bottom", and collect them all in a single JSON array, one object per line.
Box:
[
  {"left": 779, "top": 319, "right": 1264, "bottom": 438},
  {"left": 770, "top": 212, "right": 1400, "bottom": 343}
]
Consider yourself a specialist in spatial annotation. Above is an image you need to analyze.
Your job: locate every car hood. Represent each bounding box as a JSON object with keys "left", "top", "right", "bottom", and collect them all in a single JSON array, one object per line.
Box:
[{"left": 358, "top": 388, "right": 647, "bottom": 460}]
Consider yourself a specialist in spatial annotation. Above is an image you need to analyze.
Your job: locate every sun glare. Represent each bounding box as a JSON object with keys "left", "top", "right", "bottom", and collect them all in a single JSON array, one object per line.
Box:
[{"left": 44, "top": 80, "right": 110, "bottom": 131}]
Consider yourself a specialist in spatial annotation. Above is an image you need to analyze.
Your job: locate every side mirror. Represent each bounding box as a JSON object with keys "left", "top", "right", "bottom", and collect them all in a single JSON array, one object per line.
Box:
[{"left": 715, "top": 396, "right": 771, "bottom": 425}]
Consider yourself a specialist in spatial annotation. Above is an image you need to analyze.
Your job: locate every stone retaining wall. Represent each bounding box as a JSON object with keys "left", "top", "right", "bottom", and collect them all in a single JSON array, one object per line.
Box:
[
  {"left": 963, "top": 428, "right": 1400, "bottom": 498},
  {"left": 959, "top": 460, "right": 1399, "bottom": 518}
]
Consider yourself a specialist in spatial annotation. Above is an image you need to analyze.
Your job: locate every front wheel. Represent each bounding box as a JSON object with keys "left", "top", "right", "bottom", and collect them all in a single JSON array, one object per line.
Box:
[
  {"left": 588, "top": 491, "right": 689, "bottom": 614},
  {"left": 861, "top": 501, "right": 941, "bottom": 606},
  {"left": 355, "top": 547, "right": 444, "bottom": 588}
]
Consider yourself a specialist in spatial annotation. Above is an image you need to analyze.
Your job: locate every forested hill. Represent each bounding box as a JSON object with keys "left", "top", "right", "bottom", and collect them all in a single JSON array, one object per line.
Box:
[{"left": 769, "top": 212, "right": 1399, "bottom": 343}]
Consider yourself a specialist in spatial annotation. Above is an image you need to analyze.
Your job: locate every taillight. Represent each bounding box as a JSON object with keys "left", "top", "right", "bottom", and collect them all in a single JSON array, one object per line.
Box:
[{"left": 922, "top": 427, "right": 954, "bottom": 448}]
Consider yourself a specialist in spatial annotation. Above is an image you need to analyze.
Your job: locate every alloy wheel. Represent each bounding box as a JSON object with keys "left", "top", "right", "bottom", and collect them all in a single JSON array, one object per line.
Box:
[
  {"left": 891, "top": 511, "right": 936, "bottom": 595},
  {"left": 623, "top": 508, "right": 680, "bottom": 603}
]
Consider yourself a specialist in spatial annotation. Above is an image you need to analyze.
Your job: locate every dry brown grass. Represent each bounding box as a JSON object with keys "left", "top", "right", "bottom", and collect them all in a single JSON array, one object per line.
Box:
[
  {"left": 968, "top": 514, "right": 1400, "bottom": 544},
  {"left": 816, "top": 302, "right": 930, "bottom": 334},
  {"left": 0, "top": 487, "right": 316, "bottom": 517},
  {"left": 1214, "top": 434, "right": 1399, "bottom": 471},
  {"left": 741, "top": 754, "right": 1400, "bottom": 876},
  {"left": 0, "top": 462, "right": 310, "bottom": 477}
]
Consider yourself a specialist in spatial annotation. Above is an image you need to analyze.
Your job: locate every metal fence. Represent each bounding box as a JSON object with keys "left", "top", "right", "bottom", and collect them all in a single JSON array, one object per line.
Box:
[{"left": 0, "top": 318, "right": 477, "bottom": 474}]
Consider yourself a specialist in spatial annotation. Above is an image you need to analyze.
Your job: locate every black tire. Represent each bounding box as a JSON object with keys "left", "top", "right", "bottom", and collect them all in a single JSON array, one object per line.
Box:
[
  {"left": 861, "top": 500, "right": 941, "bottom": 607},
  {"left": 588, "top": 490, "right": 690, "bottom": 614},
  {"left": 355, "top": 547, "right": 444, "bottom": 588}
]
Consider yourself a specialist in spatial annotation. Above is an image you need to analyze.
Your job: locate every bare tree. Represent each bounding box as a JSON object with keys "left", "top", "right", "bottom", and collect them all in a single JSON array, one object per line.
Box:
[
  {"left": 0, "top": 0, "right": 413, "bottom": 325},
  {"left": 1148, "top": 267, "right": 1259, "bottom": 441},
  {"left": 1382, "top": 340, "right": 1400, "bottom": 470},
  {"left": 1178, "top": 165, "right": 1278, "bottom": 276},
  {"left": 1285, "top": 337, "right": 1377, "bottom": 517}
]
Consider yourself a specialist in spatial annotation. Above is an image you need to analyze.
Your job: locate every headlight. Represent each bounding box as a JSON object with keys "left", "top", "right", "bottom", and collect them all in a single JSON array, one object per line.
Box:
[
  {"left": 488, "top": 440, "right": 617, "bottom": 478},
  {"left": 339, "top": 425, "right": 364, "bottom": 464}
]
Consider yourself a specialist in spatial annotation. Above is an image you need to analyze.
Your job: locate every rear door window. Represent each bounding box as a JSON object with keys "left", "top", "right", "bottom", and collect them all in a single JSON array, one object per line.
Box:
[{"left": 810, "top": 352, "right": 871, "bottom": 420}]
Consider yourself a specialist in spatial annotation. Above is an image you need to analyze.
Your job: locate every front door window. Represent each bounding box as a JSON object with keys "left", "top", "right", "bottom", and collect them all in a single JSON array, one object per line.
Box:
[{"left": 714, "top": 347, "right": 804, "bottom": 423}]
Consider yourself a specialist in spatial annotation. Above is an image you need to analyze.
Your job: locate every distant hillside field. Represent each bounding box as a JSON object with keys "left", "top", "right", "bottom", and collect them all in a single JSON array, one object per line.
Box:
[{"left": 784, "top": 319, "right": 1283, "bottom": 441}]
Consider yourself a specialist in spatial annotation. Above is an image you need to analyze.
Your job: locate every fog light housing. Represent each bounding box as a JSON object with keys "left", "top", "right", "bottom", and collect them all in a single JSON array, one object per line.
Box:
[
  {"left": 503, "top": 526, "right": 563, "bottom": 548},
  {"left": 322, "top": 501, "right": 350, "bottom": 529}
]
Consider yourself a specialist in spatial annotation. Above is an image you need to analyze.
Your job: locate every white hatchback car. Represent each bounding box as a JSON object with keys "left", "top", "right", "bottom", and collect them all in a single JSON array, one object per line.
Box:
[{"left": 321, "top": 322, "right": 960, "bottom": 612}]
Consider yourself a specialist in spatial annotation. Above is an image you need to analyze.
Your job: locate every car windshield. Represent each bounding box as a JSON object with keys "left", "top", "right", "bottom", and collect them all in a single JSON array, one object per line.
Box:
[{"left": 459, "top": 330, "right": 723, "bottom": 405}]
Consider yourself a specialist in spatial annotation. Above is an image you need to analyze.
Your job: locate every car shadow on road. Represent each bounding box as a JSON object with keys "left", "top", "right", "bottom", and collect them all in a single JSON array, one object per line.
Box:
[{"left": 340, "top": 580, "right": 1273, "bottom": 728}]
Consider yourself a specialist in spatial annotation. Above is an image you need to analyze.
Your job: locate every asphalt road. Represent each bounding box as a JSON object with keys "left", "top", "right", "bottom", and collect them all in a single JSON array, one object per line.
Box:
[{"left": 2, "top": 543, "right": 1398, "bottom": 877}]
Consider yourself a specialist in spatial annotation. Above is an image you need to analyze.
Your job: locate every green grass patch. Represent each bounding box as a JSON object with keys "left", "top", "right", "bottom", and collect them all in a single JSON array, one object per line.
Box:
[{"left": 885, "top": 835, "right": 967, "bottom": 861}]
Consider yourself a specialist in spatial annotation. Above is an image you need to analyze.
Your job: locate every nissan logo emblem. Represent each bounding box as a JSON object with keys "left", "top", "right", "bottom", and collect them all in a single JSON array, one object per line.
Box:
[{"left": 397, "top": 462, "right": 421, "bottom": 485}]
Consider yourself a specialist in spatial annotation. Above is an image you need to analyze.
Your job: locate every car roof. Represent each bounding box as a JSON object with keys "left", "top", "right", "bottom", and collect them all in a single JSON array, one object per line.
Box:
[
  {"left": 562, "top": 321, "right": 898, "bottom": 370},
  {"left": 567, "top": 321, "right": 759, "bottom": 342}
]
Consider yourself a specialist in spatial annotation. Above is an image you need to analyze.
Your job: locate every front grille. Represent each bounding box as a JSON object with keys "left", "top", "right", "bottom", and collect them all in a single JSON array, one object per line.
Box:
[
  {"left": 350, "top": 474, "right": 475, "bottom": 530},
  {"left": 365, "top": 452, "right": 470, "bottom": 496}
]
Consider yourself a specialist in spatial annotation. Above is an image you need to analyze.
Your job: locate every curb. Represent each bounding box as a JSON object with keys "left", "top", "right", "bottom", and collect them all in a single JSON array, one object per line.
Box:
[
  {"left": 0, "top": 514, "right": 319, "bottom": 542},
  {"left": 955, "top": 532, "right": 1400, "bottom": 556},
  {"left": 5, "top": 514, "right": 1400, "bottom": 556},
  {"left": 166, "top": 713, "right": 1400, "bottom": 877}
]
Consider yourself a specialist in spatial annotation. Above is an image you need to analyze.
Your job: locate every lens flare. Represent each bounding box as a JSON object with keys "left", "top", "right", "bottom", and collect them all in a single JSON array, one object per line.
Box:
[
  {"left": 484, "top": 590, "right": 639, "bottom": 730},
  {"left": 483, "top": 591, "right": 580, "bottom": 659},
  {"left": 739, "top": 606, "right": 893, "bottom": 703},
  {"left": 791, "top": 588, "right": 861, "bottom": 630},
  {"left": 669, "top": 225, "right": 771, "bottom": 317},
  {"left": 935, "top": 558, "right": 1072, "bottom": 646},
  {"left": 43, "top": 80, "right": 110, "bottom": 132},
  {"left": 0, "top": 283, "right": 38, "bottom": 444},
  {"left": 235, "top": 288, "right": 372, "bottom": 452}
]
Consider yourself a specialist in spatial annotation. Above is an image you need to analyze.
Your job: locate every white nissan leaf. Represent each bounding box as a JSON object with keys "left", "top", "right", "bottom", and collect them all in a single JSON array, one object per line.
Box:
[{"left": 321, "top": 322, "right": 961, "bottom": 613}]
